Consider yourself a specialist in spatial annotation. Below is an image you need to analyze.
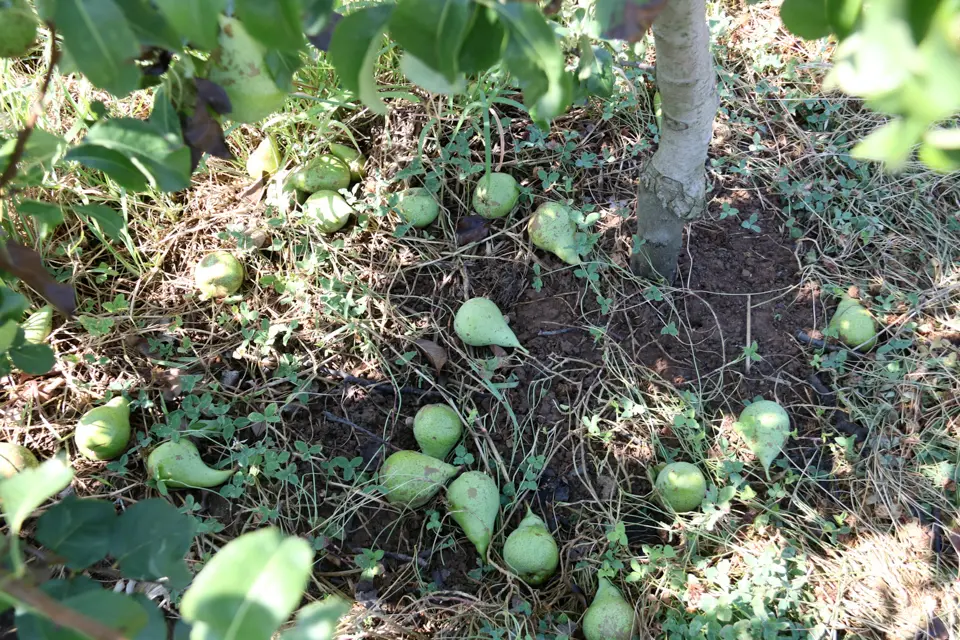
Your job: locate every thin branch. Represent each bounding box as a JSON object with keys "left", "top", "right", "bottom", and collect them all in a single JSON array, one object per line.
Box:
[
  {"left": 0, "top": 21, "right": 61, "bottom": 194},
  {"left": 0, "top": 571, "right": 127, "bottom": 640},
  {"left": 322, "top": 411, "right": 401, "bottom": 451}
]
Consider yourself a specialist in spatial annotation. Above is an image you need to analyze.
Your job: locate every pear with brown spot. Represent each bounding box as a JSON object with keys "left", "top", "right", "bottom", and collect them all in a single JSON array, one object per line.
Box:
[{"left": 447, "top": 471, "right": 499, "bottom": 558}]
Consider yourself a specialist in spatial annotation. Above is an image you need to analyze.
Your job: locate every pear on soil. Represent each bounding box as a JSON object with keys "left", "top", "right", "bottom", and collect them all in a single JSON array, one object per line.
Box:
[
  {"left": 735, "top": 399, "right": 790, "bottom": 479},
  {"left": 381, "top": 450, "right": 459, "bottom": 508},
  {"left": 454, "top": 297, "right": 521, "bottom": 348},
  {"left": 246, "top": 135, "right": 282, "bottom": 179},
  {"left": 413, "top": 404, "right": 462, "bottom": 460},
  {"left": 195, "top": 251, "right": 245, "bottom": 299},
  {"left": 503, "top": 508, "right": 559, "bottom": 585},
  {"left": 655, "top": 462, "right": 707, "bottom": 512},
  {"left": 583, "top": 578, "right": 636, "bottom": 640},
  {"left": 75, "top": 397, "right": 131, "bottom": 461},
  {"left": 447, "top": 471, "right": 499, "bottom": 558},
  {"left": 287, "top": 155, "right": 351, "bottom": 193},
  {"left": 0, "top": 442, "right": 39, "bottom": 479},
  {"left": 146, "top": 439, "right": 235, "bottom": 489},
  {"left": 528, "top": 202, "right": 581, "bottom": 265},
  {"left": 303, "top": 190, "right": 354, "bottom": 234},
  {"left": 329, "top": 143, "right": 367, "bottom": 181},
  {"left": 396, "top": 188, "right": 440, "bottom": 228},
  {"left": 828, "top": 292, "right": 877, "bottom": 351},
  {"left": 472, "top": 173, "right": 520, "bottom": 219}
]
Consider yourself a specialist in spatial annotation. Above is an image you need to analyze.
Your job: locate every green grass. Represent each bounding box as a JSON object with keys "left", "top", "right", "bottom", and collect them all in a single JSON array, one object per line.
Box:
[{"left": 2, "top": 1, "right": 960, "bottom": 639}]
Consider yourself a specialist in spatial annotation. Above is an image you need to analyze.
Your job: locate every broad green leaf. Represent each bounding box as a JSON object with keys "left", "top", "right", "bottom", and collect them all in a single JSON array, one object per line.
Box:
[
  {"left": 133, "top": 594, "right": 168, "bottom": 640},
  {"left": 301, "top": 0, "right": 335, "bottom": 35},
  {"left": 0, "top": 454, "right": 73, "bottom": 534},
  {"left": 235, "top": 0, "right": 306, "bottom": 51},
  {"left": 0, "top": 288, "right": 29, "bottom": 323},
  {"left": 265, "top": 49, "right": 306, "bottom": 93},
  {"left": 780, "top": 0, "right": 832, "bottom": 40},
  {"left": 733, "top": 408, "right": 789, "bottom": 477},
  {"left": 0, "top": 321, "right": 18, "bottom": 353},
  {"left": 457, "top": 4, "right": 505, "bottom": 75},
  {"left": 0, "top": 129, "right": 67, "bottom": 174},
  {"left": 35, "top": 496, "right": 117, "bottom": 569},
  {"left": 181, "top": 528, "right": 313, "bottom": 640},
  {"left": 15, "top": 200, "right": 65, "bottom": 242},
  {"left": 117, "top": 0, "right": 182, "bottom": 50},
  {"left": 66, "top": 145, "right": 150, "bottom": 192},
  {"left": 59, "top": 590, "right": 150, "bottom": 638},
  {"left": 825, "top": 0, "right": 862, "bottom": 39},
  {"left": 154, "top": 0, "right": 226, "bottom": 50},
  {"left": 919, "top": 128, "right": 960, "bottom": 173},
  {"left": 399, "top": 54, "right": 466, "bottom": 95},
  {"left": 390, "top": 0, "right": 474, "bottom": 82},
  {"left": 494, "top": 2, "right": 573, "bottom": 120},
  {"left": 73, "top": 204, "right": 128, "bottom": 244},
  {"left": 9, "top": 342, "right": 55, "bottom": 375},
  {"left": 828, "top": 4, "right": 915, "bottom": 101},
  {"left": 907, "top": 0, "right": 944, "bottom": 43},
  {"left": 851, "top": 118, "right": 925, "bottom": 169},
  {"left": 281, "top": 595, "right": 352, "bottom": 640},
  {"left": 149, "top": 90, "right": 183, "bottom": 145},
  {"left": 111, "top": 499, "right": 197, "bottom": 589},
  {"left": 14, "top": 577, "right": 100, "bottom": 639},
  {"left": 329, "top": 5, "right": 394, "bottom": 115},
  {"left": 54, "top": 0, "right": 142, "bottom": 96}
]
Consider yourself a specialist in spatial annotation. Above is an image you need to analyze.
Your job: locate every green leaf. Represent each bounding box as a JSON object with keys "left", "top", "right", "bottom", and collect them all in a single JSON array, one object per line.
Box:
[
  {"left": 0, "top": 320, "right": 18, "bottom": 353},
  {"left": 301, "top": 0, "right": 335, "bottom": 35},
  {"left": 73, "top": 204, "right": 128, "bottom": 244},
  {"left": 329, "top": 5, "right": 394, "bottom": 115},
  {"left": 35, "top": 496, "right": 117, "bottom": 570},
  {"left": 851, "top": 118, "right": 925, "bottom": 169},
  {"left": 0, "top": 454, "right": 73, "bottom": 534},
  {"left": 53, "top": 0, "right": 142, "bottom": 96},
  {"left": 14, "top": 577, "right": 100, "bottom": 639},
  {"left": 457, "top": 4, "right": 505, "bottom": 75},
  {"left": 235, "top": 0, "right": 306, "bottom": 51},
  {"left": 493, "top": 2, "right": 573, "bottom": 120},
  {"left": 60, "top": 590, "right": 150, "bottom": 638},
  {"left": 132, "top": 594, "right": 168, "bottom": 640},
  {"left": 65, "top": 145, "right": 149, "bottom": 192},
  {"left": 149, "top": 90, "right": 183, "bottom": 145},
  {"left": 780, "top": 0, "right": 832, "bottom": 40},
  {"left": 825, "top": 0, "right": 862, "bottom": 39},
  {"left": 154, "top": 0, "right": 226, "bottom": 50},
  {"left": 181, "top": 528, "right": 314, "bottom": 640},
  {"left": 265, "top": 49, "right": 306, "bottom": 93},
  {"left": 399, "top": 54, "right": 466, "bottom": 94},
  {"left": 390, "top": 0, "right": 474, "bottom": 82},
  {"left": 8, "top": 342, "right": 55, "bottom": 375},
  {"left": 18, "top": 587, "right": 152, "bottom": 640},
  {"left": 919, "top": 128, "right": 960, "bottom": 173},
  {"left": 15, "top": 200, "right": 65, "bottom": 242},
  {"left": 117, "top": 0, "right": 183, "bottom": 50},
  {"left": 0, "top": 129, "right": 67, "bottom": 176},
  {"left": 907, "top": 0, "right": 943, "bottom": 43},
  {"left": 734, "top": 410, "right": 789, "bottom": 477},
  {"left": 281, "top": 595, "right": 352, "bottom": 640},
  {"left": 0, "top": 288, "right": 29, "bottom": 323},
  {"left": 111, "top": 499, "right": 197, "bottom": 589}
]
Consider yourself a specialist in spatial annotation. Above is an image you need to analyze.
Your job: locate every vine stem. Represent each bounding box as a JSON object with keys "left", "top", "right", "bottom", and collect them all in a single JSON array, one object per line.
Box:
[
  {"left": 0, "top": 570, "right": 128, "bottom": 640},
  {"left": 0, "top": 21, "right": 61, "bottom": 194}
]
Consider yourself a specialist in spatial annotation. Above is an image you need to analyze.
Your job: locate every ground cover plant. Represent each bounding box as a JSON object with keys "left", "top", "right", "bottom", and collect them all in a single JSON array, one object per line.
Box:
[{"left": 1, "top": 0, "right": 959, "bottom": 638}]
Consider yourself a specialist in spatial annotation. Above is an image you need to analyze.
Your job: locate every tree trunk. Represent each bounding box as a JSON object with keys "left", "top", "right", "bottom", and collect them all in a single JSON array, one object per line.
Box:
[{"left": 630, "top": 0, "right": 717, "bottom": 282}]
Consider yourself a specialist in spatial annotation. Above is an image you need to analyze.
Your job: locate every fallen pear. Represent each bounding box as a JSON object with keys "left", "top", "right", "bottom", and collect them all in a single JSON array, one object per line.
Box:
[
  {"left": 447, "top": 471, "right": 499, "bottom": 558},
  {"left": 413, "top": 404, "right": 462, "bottom": 460},
  {"left": 0, "top": 442, "right": 39, "bottom": 479},
  {"left": 380, "top": 450, "right": 459, "bottom": 508},
  {"left": 209, "top": 16, "right": 286, "bottom": 123},
  {"left": 454, "top": 297, "right": 521, "bottom": 349},
  {"left": 655, "top": 462, "right": 707, "bottom": 512},
  {"left": 246, "top": 135, "right": 282, "bottom": 179},
  {"left": 583, "top": 578, "right": 636, "bottom": 640},
  {"left": 146, "top": 439, "right": 236, "bottom": 489},
  {"left": 528, "top": 202, "right": 581, "bottom": 265},
  {"left": 303, "top": 190, "right": 354, "bottom": 234},
  {"left": 503, "top": 507, "right": 559, "bottom": 585},
  {"left": 287, "top": 155, "right": 351, "bottom": 193},
  {"left": 195, "top": 251, "right": 245, "bottom": 300},
  {"left": 75, "top": 397, "right": 131, "bottom": 461},
  {"left": 735, "top": 399, "right": 790, "bottom": 479},
  {"left": 22, "top": 305, "right": 53, "bottom": 344},
  {"left": 472, "top": 173, "right": 520, "bottom": 219},
  {"left": 828, "top": 292, "right": 877, "bottom": 351},
  {"left": 396, "top": 188, "right": 440, "bottom": 228},
  {"left": 329, "top": 143, "right": 367, "bottom": 181}
]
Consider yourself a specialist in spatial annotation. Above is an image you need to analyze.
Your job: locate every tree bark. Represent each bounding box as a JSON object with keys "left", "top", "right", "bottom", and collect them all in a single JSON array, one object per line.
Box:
[{"left": 630, "top": 0, "right": 717, "bottom": 282}]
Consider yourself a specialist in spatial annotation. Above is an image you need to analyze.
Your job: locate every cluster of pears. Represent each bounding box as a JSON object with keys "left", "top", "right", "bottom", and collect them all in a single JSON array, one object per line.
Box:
[{"left": 379, "top": 405, "right": 559, "bottom": 585}]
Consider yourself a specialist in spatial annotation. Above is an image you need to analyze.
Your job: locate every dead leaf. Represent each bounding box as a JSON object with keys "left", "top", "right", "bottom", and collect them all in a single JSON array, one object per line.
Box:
[
  {"left": 489, "top": 345, "right": 509, "bottom": 370},
  {"left": 306, "top": 13, "right": 342, "bottom": 51},
  {"left": 184, "top": 95, "right": 232, "bottom": 172},
  {"left": 194, "top": 78, "right": 232, "bottom": 115},
  {"left": 456, "top": 216, "right": 489, "bottom": 246},
  {"left": 152, "top": 367, "right": 183, "bottom": 401},
  {"left": 604, "top": 0, "right": 668, "bottom": 42},
  {"left": 240, "top": 176, "right": 266, "bottom": 202},
  {"left": 416, "top": 339, "right": 448, "bottom": 372},
  {"left": 0, "top": 241, "right": 76, "bottom": 315}
]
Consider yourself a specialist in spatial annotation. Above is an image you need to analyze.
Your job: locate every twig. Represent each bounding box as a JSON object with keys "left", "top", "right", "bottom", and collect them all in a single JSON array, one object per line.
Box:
[
  {"left": 794, "top": 330, "right": 863, "bottom": 358},
  {"left": 0, "top": 571, "right": 127, "bottom": 640},
  {"left": 0, "top": 22, "right": 60, "bottom": 193},
  {"left": 322, "top": 411, "right": 401, "bottom": 451},
  {"left": 314, "top": 366, "right": 445, "bottom": 397},
  {"left": 745, "top": 294, "right": 752, "bottom": 374}
]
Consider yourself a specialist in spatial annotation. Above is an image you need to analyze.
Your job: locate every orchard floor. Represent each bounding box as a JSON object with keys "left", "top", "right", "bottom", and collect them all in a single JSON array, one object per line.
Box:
[{"left": 4, "top": 3, "right": 960, "bottom": 639}]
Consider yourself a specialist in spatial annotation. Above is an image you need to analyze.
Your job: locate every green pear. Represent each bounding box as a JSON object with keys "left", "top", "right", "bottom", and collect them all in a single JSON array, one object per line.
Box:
[
  {"left": 246, "top": 135, "right": 282, "bottom": 179},
  {"left": 447, "top": 471, "right": 499, "bottom": 558},
  {"left": 396, "top": 188, "right": 440, "bottom": 228},
  {"left": 0, "top": 0, "right": 38, "bottom": 59},
  {"left": 583, "top": 578, "right": 636, "bottom": 640},
  {"left": 146, "top": 439, "right": 236, "bottom": 490},
  {"left": 209, "top": 16, "right": 287, "bottom": 123},
  {"left": 735, "top": 399, "right": 790, "bottom": 478},
  {"left": 22, "top": 305, "right": 53, "bottom": 344},
  {"left": 0, "top": 442, "right": 39, "bottom": 479},
  {"left": 472, "top": 173, "right": 520, "bottom": 219},
  {"left": 655, "top": 462, "right": 707, "bottom": 512},
  {"left": 503, "top": 507, "right": 559, "bottom": 585},
  {"left": 413, "top": 404, "right": 462, "bottom": 460},
  {"left": 380, "top": 450, "right": 459, "bottom": 508},
  {"left": 195, "top": 251, "right": 245, "bottom": 299},
  {"left": 528, "top": 202, "right": 581, "bottom": 265},
  {"left": 828, "top": 293, "right": 877, "bottom": 351},
  {"left": 329, "top": 142, "right": 367, "bottom": 181},
  {"left": 454, "top": 297, "right": 520, "bottom": 348},
  {"left": 303, "top": 190, "right": 354, "bottom": 234},
  {"left": 75, "top": 397, "right": 131, "bottom": 461},
  {"left": 287, "top": 155, "right": 351, "bottom": 193}
]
